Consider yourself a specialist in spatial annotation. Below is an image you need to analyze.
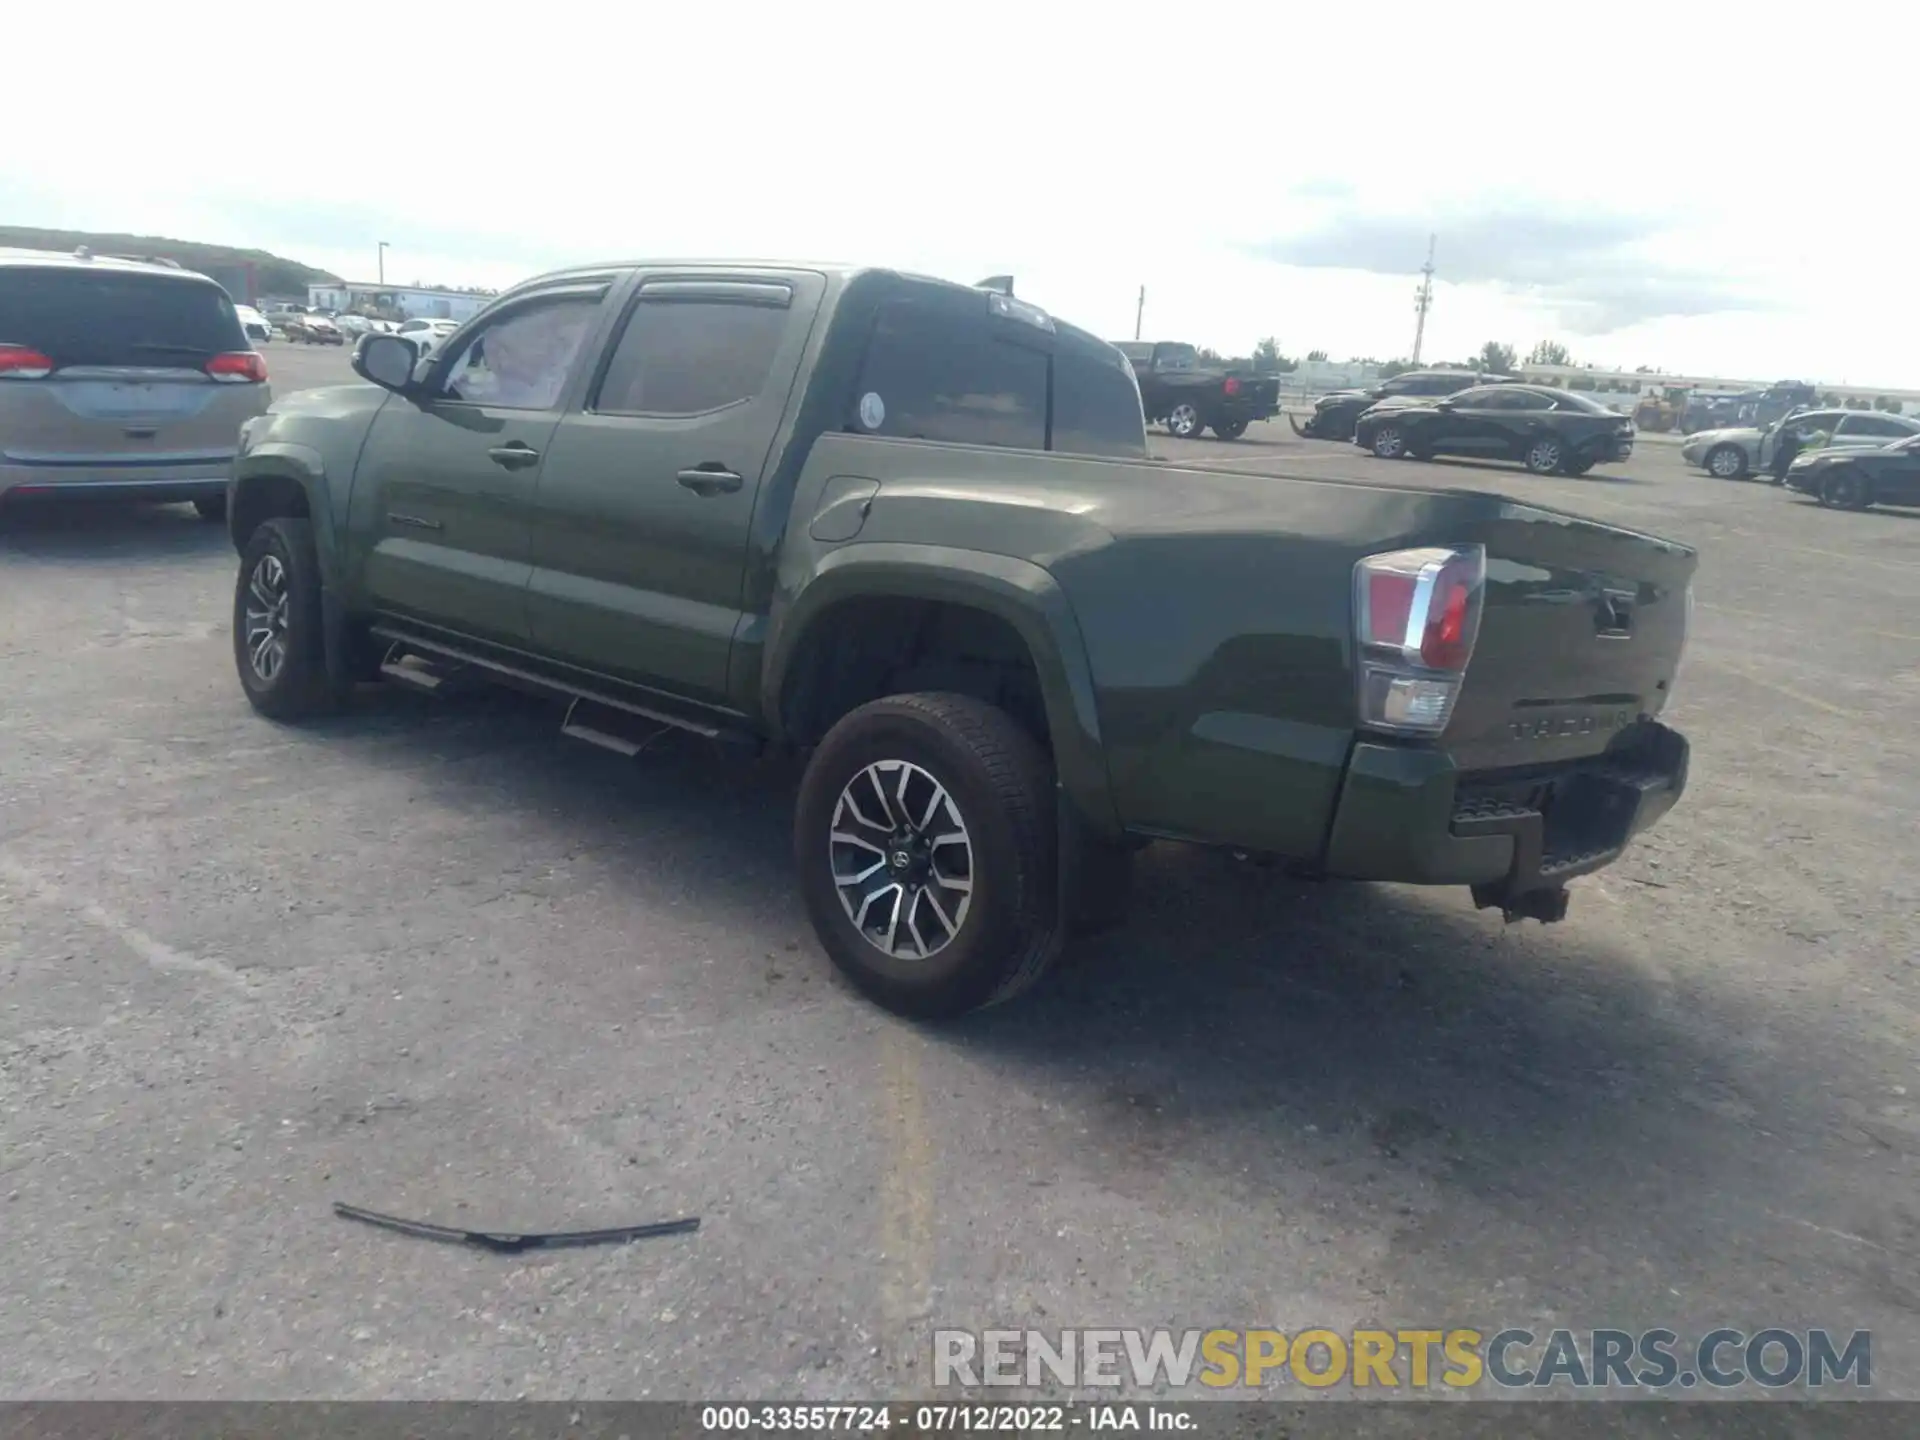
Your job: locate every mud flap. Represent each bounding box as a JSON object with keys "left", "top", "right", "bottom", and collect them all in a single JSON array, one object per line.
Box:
[{"left": 1058, "top": 790, "right": 1134, "bottom": 938}]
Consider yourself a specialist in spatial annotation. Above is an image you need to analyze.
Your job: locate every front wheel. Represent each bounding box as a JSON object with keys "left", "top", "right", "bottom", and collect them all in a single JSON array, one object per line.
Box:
[
  {"left": 1212, "top": 419, "right": 1249, "bottom": 441},
  {"left": 232, "top": 516, "right": 342, "bottom": 721},
  {"left": 1823, "top": 468, "right": 1873, "bottom": 511},
  {"left": 1164, "top": 402, "right": 1205, "bottom": 439},
  {"left": 794, "top": 693, "right": 1063, "bottom": 1019},
  {"left": 1705, "top": 444, "right": 1748, "bottom": 480},
  {"left": 1524, "top": 436, "right": 1567, "bottom": 475}
]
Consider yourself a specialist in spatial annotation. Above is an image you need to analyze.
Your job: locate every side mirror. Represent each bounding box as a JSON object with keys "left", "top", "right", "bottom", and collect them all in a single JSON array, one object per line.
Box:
[{"left": 354, "top": 333, "right": 420, "bottom": 392}]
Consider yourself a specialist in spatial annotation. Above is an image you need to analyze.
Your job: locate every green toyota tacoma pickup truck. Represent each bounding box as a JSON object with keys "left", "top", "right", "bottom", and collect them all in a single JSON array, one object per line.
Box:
[{"left": 225, "top": 262, "right": 1695, "bottom": 1019}]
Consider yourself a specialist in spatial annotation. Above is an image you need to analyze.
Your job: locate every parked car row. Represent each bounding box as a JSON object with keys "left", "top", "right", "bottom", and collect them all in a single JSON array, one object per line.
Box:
[{"left": 1679, "top": 406, "right": 1920, "bottom": 481}]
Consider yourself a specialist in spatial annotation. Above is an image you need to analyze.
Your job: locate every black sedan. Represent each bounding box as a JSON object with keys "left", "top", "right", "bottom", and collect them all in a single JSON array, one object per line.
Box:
[
  {"left": 1292, "top": 367, "right": 1511, "bottom": 441},
  {"left": 1353, "top": 384, "right": 1635, "bottom": 476},
  {"left": 1783, "top": 433, "right": 1920, "bottom": 511}
]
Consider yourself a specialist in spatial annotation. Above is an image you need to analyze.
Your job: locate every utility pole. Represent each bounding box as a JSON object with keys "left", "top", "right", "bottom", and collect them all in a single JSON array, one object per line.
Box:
[
  {"left": 377, "top": 241, "right": 389, "bottom": 285},
  {"left": 1134, "top": 285, "right": 1145, "bottom": 341},
  {"left": 1410, "top": 234, "right": 1435, "bottom": 365}
]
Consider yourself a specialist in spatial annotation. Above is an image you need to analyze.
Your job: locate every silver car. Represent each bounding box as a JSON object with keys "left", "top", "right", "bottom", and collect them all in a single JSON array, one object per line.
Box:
[
  {"left": 0, "top": 248, "right": 271, "bottom": 519},
  {"left": 1681, "top": 406, "right": 1920, "bottom": 480}
]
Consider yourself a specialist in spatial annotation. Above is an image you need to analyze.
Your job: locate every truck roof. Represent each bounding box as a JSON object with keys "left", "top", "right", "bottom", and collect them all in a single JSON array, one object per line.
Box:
[{"left": 503, "top": 261, "right": 1120, "bottom": 352}]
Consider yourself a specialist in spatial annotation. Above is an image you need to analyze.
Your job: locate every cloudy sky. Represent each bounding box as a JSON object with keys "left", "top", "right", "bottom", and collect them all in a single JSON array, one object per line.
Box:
[{"left": 10, "top": 3, "right": 1916, "bottom": 385}]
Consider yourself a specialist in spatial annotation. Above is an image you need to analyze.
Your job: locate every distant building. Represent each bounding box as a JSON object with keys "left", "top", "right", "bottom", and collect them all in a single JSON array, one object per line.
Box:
[{"left": 306, "top": 281, "right": 494, "bottom": 322}]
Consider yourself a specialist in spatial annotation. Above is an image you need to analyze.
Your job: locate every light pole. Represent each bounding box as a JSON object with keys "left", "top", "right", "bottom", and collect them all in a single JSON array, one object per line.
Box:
[{"left": 377, "top": 241, "right": 389, "bottom": 285}]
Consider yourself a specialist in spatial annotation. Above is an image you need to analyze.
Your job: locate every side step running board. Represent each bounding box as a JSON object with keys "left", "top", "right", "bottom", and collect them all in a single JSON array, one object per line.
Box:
[
  {"left": 561, "top": 697, "right": 677, "bottom": 757},
  {"left": 379, "top": 648, "right": 466, "bottom": 694},
  {"left": 367, "top": 626, "right": 761, "bottom": 756}
]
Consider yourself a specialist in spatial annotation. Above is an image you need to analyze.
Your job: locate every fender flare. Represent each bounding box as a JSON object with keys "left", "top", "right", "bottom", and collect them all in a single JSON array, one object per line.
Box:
[
  {"left": 230, "top": 444, "right": 331, "bottom": 562},
  {"left": 763, "top": 542, "right": 1122, "bottom": 840}
]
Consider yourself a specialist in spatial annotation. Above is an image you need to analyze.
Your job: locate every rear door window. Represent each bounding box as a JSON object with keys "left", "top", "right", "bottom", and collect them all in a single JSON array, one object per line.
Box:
[
  {"left": 1837, "top": 412, "right": 1913, "bottom": 440},
  {"left": 0, "top": 267, "right": 246, "bottom": 367},
  {"left": 852, "top": 301, "right": 1047, "bottom": 450},
  {"left": 1052, "top": 349, "right": 1148, "bottom": 458}
]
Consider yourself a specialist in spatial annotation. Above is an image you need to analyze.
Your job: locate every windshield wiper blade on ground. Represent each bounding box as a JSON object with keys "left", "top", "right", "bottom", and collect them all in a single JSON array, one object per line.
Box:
[{"left": 333, "top": 1200, "right": 700, "bottom": 1253}]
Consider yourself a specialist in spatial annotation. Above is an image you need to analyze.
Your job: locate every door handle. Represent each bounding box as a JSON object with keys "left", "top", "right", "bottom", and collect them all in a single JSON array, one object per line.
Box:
[
  {"left": 488, "top": 443, "right": 541, "bottom": 471},
  {"left": 676, "top": 465, "right": 744, "bottom": 496}
]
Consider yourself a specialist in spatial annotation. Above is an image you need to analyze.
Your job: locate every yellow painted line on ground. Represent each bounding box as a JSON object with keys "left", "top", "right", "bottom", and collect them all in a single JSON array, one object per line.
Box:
[
  {"left": 1699, "top": 656, "right": 1860, "bottom": 719},
  {"left": 1698, "top": 601, "right": 1920, "bottom": 643},
  {"left": 878, "top": 1023, "right": 934, "bottom": 1368}
]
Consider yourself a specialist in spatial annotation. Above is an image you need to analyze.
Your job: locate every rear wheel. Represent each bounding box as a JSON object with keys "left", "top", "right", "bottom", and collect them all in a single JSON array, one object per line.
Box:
[
  {"left": 1165, "top": 402, "right": 1205, "bottom": 439},
  {"left": 1705, "top": 444, "right": 1748, "bottom": 480},
  {"left": 1524, "top": 435, "right": 1567, "bottom": 475},
  {"left": 794, "top": 693, "right": 1062, "bottom": 1019},
  {"left": 1370, "top": 423, "right": 1408, "bottom": 459},
  {"left": 1823, "top": 468, "right": 1873, "bottom": 511},
  {"left": 1212, "top": 419, "right": 1248, "bottom": 441}
]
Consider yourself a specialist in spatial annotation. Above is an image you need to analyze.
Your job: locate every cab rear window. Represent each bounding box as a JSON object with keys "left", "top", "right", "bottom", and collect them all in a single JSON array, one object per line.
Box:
[{"left": 0, "top": 268, "right": 246, "bottom": 368}]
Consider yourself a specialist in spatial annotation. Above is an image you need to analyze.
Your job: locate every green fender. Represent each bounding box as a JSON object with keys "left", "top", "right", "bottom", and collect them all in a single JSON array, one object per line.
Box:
[{"left": 763, "top": 542, "right": 1121, "bottom": 840}]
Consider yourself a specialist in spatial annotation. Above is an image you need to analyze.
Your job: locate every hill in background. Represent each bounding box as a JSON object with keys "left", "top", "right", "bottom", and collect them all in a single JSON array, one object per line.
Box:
[{"left": 0, "top": 226, "right": 340, "bottom": 297}]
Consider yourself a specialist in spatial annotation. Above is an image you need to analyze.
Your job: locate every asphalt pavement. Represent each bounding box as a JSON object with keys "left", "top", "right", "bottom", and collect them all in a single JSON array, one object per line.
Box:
[{"left": 1, "top": 348, "right": 1916, "bottom": 1401}]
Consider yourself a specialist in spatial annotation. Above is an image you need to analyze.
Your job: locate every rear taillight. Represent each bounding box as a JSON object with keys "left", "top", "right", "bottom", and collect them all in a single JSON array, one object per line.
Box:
[
  {"left": 206, "top": 351, "right": 268, "bottom": 384},
  {"left": 1352, "top": 545, "right": 1486, "bottom": 735},
  {"left": 0, "top": 344, "right": 55, "bottom": 379},
  {"left": 1223, "top": 377, "right": 1241, "bottom": 397}
]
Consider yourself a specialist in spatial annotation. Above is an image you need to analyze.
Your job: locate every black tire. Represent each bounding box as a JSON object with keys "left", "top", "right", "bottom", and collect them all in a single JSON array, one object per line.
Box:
[
  {"left": 1370, "top": 422, "right": 1408, "bottom": 459},
  {"left": 1823, "top": 468, "right": 1873, "bottom": 511},
  {"left": 1705, "top": 443, "right": 1748, "bottom": 480},
  {"left": 232, "top": 516, "right": 342, "bottom": 721},
  {"left": 794, "top": 693, "right": 1062, "bottom": 1019},
  {"left": 1164, "top": 401, "right": 1206, "bottom": 440},
  {"left": 192, "top": 495, "right": 227, "bottom": 522},
  {"left": 1523, "top": 435, "right": 1567, "bottom": 475},
  {"left": 1212, "top": 419, "right": 1248, "bottom": 441}
]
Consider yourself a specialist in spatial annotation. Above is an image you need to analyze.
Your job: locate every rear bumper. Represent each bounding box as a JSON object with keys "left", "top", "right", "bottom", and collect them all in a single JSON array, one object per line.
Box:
[
  {"left": 0, "top": 459, "right": 233, "bottom": 503},
  {"left": 1220, "top": 396, "right": 1281, "bottom": 423},
  {"left": 1321, "top": 720, "right": 1689, "bottom": 902}
]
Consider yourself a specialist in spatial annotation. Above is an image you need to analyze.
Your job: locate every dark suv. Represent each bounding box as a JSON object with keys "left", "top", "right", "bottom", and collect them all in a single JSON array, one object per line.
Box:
[
  {"left": 1293, "top": 368, "right": 1512, "bottom": 442},
  {"left": 0, "top": 248, "right": 270, "bottom": 519}
]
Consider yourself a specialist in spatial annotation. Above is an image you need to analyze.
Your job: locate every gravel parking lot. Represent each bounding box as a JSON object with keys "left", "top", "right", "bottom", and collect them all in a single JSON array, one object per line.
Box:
[{"left": 2, "top": 344, "right": 1916, "bottom": 1401}]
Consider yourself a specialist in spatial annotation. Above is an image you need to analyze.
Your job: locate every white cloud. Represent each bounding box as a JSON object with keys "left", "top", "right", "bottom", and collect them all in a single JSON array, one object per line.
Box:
[{"left": 9, "top": 1, "right": 1920, "bottom": 384}]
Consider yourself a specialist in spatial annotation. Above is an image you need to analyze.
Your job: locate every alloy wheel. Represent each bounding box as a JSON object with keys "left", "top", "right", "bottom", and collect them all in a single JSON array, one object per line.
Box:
[
  {"left": 1169, "top": 403, "right": 1200, "bottom": 437},
  {"left": 1372, "top": 425, "right": 1404, "bottom": 459},
  {"left": 830, "top": 760, "right": 974, "bottom": 961},
  {"left": 243, "top": 553, "right": 290, "bottom": 683}
]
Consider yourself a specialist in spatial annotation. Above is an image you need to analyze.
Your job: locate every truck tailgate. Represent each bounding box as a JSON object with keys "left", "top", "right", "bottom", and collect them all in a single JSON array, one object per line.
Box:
[{"left": 1446, "top": 503, "right": 1695, "bottom": 773}]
